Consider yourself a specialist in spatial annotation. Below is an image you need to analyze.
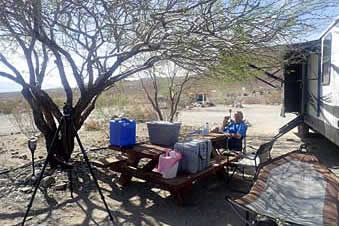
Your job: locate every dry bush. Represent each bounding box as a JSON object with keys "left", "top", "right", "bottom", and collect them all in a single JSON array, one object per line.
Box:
[
  {"left": 264, "top": 90, "right": 281, "bottom": 105},
  {"left": 241, "top": 90, "right": 282, "bottom": 105},
  {"left": 223, "top": 98, "right": 234, "bottom": 105},
  {"left": 84, "top": 119, "right": 102, "bottom": 131},
  {"left": 0, "top": 98, "right": 20, "bottom": 114},
  {"left": 93, "top": 91, "right": 131, "bottom": 137},
  {"left": 54, "top": 97, "right": 66, "bottom": 107},
  {"left": 242, "top": 96, "right": 262, "bottom": 104},
  {"left": 96, "top": 90, "right": 129, "bottom": 110},
  {"left": 6, "top": 100, "right": 40, "bottom": 138},
  {"left": 125, "top": 104, "right": 158, "bottom": 122}
]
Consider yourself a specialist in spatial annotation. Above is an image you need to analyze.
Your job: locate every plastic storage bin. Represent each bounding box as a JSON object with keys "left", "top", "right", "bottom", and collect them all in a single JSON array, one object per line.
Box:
[
  {"left": 110, "top": 118, "right": 136, "bottom": 147},
  {"left": 146, "top": 121, "right": 181, "bottom": 146},
  {"left": 174, "top": 138, "right": 212, "bottom": 174}
]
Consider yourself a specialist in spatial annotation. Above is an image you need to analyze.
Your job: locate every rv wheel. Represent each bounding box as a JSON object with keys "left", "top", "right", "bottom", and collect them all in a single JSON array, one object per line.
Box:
[{"left": 297, "top": 123, "right": 309, "bottom": 138}]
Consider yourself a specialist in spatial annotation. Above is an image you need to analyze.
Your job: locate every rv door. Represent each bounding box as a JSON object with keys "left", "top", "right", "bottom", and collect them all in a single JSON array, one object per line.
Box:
[{"left": 282, "top": 58, "right": 304, "bottom": 116}]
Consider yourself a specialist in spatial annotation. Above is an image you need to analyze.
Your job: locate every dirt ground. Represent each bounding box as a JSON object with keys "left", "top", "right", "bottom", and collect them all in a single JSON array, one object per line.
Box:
[{"left": 0, "top": 104, "right": 339, "bottom": 226}]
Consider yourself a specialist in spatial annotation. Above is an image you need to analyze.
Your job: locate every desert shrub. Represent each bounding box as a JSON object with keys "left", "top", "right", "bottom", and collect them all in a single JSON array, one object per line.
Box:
[
  {"left": 84, "top": 119, "right": 102, "bottom": 131},
  {"left": 54, "top": 97, "right": 66, "bottom": 107},
  {"left": 96, "top": 92, "right": 129, "bottom": 110},
  {"left": 94, "top": 92, "right": 130, "bottom": 131},
  {"left": 0, "top": 98, "right": 21, "bottom": 114},
  {"left": 241, "top": 89, "right": 282, "bottom": 105},
  {"left": 8, "top": 101, "right": 40, "bottom": 138},
  {"left": 264, "top": 90, "right": 281, "bottom": 105},
  {"left": 125, "top": 104, "right": 158, "bottom": 122},
  {"left": 177, "top": 98, "right": 190, "bottom": 108},
  {"left": 212, "top": 95, "right": 225, "bottom": 105},
  {"left": 242, "top": 96, "right": 262, "bottom": 104},
  {"left": 223, "top": 98, "right": 233, "bottom": 105},
  {"left": 12, "top": 111, "right": 40, "bottom": 138}
]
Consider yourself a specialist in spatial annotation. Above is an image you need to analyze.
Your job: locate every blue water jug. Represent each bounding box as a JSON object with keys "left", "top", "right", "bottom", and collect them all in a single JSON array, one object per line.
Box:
[{"left": 109, "top": 118, "right": 136, "bottom": 147}]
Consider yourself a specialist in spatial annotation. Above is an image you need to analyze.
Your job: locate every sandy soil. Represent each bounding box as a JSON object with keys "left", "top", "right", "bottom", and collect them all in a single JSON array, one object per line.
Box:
[{"left": 0, "top": 104, "right": 339, "bottom": 226}]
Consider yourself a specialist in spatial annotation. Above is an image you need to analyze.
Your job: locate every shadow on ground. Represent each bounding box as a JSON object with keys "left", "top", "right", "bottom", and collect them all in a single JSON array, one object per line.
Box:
[
  {"left": 2, "top": 133, "right": 339, "bottom": 226},
  {"left": 296, "top": 132, "right": 339, "bottom": 172},
  {"left": 0, "top": 162, "right": 252, "bottom": 226}
]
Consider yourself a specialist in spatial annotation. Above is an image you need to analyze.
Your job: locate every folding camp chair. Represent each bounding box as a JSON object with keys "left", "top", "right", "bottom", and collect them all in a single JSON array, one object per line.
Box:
[
  {"left": 226, "top": 149, "right": 339, "bottom": 226},
  {"left": 228, "top": 125, "right": 291, "bottom": 183},
  {"left": 229, "top": 140, "right": 274, "bottom": 182},
  {"left": 225, "top": 195, "right": 278, "bottom": 226}
]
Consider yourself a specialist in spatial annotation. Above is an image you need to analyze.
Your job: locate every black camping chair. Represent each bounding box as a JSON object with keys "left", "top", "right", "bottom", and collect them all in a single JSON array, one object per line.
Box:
[
  {"left": 226, "top": 145, "right": 313, "bottom": 226},
  {"left": 225, "top": 195, "right": 279, "bottom": 226},
  {"left": 228, "top": 126, "right": 290, "bottom": 183},
  {"left": 229, "top": 140, "right": 275, "bottom": 182}
]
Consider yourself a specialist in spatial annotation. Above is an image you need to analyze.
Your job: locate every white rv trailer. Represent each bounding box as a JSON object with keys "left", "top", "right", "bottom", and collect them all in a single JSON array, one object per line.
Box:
[{"left": 282, "top": 17, "right": 339, "bottom": 146}]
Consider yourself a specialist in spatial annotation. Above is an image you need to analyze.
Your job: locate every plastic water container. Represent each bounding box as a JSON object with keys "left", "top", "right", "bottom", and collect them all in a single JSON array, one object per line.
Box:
[
  {"left": 157, "top": 151, "right": 182, "bottom": 179},
  {"left": 109, "top": 118, "right": 136, "bottom": 147},
  {"left": 162, "top": 162, "right": 179, "bottom": 179}
]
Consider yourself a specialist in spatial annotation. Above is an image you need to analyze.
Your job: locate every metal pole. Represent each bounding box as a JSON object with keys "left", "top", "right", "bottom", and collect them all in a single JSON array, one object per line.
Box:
[
  {"left": 22, "top": 119, "right": 64, "bottom": 226},
  {"left": 31, "top": 151, "right": 35, "bottom": 176},
  {"left": 23, "top": 103, "right": 115, "bottom": 225},
  {"left": 246, "top": 211, "right": 249, "bottom": 226},
  {"left": 71, "top": 121, "right": 115, "bottom": 224}
]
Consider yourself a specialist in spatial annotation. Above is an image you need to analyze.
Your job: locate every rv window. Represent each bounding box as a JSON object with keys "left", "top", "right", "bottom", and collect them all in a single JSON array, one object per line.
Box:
[{"left": 322, "top": 33, "right": 332, "bottom": 85}]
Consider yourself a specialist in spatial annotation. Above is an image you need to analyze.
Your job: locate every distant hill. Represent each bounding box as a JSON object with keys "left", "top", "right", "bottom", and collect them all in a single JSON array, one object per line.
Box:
[
  {"left": 0, "top": 79, "right": 22, "bottom": 94},
  {"left": 0, "top": 90, "right": 22, "bottom": 100}
]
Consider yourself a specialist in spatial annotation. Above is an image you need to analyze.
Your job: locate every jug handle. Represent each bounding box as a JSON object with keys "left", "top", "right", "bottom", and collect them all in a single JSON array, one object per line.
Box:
[{"left": 120, "top": 118, "right": 131, "bottom": 122}]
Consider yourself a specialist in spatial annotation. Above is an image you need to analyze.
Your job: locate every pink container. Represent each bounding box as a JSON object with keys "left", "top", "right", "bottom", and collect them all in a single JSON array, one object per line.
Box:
[{"left": 157, "top": 150, "right": 182, "bottom": 179}]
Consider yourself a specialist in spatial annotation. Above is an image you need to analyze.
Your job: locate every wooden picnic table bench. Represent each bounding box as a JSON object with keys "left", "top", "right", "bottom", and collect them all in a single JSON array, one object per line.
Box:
[{"left": 97, "top": 133, "right": 240, "bottom": 204}]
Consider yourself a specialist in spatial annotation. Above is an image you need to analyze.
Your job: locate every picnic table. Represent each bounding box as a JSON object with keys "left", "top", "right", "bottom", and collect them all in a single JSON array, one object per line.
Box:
[{"left": 97, "top": 133, "right": 240, "bottom": 204}]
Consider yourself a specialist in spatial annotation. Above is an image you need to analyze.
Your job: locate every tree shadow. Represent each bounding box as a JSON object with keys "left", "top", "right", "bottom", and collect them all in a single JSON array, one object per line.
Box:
[
  {"left": 0, "top": 163, "right": 121, "bottom": 226},
  {"left": 5, "top": 133, "right": 336, "bottom": 226},
  {"left": 10, "top": 163, "right": 246, "bottom": 226},
  {"left": 296, "top": 132, "right": 339, "bottom": 170},
  {"left": 247, "top": 133, "right": 339, "bottom": 171}
]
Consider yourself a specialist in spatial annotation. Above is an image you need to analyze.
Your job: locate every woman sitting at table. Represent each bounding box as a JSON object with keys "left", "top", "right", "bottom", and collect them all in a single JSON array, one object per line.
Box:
[{"left": 211, "top": 111, "right": 247, "bottom": 151}]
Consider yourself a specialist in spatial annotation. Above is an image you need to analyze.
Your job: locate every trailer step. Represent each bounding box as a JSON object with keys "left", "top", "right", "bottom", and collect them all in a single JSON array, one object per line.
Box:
[{"left": 275, "top": 115, "right": 304, "bottom": 140}]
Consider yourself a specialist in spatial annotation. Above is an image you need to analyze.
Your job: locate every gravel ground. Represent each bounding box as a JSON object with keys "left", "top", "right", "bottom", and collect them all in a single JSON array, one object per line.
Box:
[{"left": 0, "top": 104, "right": 338, "bottom": 226}]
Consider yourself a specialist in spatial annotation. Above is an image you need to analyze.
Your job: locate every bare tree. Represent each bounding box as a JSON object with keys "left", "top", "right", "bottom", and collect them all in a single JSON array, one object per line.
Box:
[
  {"left": 140, "top": 61, "right": 190, "bottom": 122},
  {"left": 0, "top": 0, "right": 337, "bottom": 167}
]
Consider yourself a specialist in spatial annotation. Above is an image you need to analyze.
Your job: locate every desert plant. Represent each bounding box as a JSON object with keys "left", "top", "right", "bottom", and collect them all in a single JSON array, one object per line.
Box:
[
  {"left": 84, "top": 119, "right": 102, "bottom": 131},
  {"left": 0, "top": 98, "right": 20, "bottom": 114},
  {"left": 10, "top": 101, "right": 40, "bottom": 138},
  {"left": 125, "top": 104, "right": 158, "bottom": 122},
  {"left": 223, "top": 98, "right": 234, "bottom": 106},
  {"left": 242, "top": 96, "right": 262, "bottom": 105},
  {"left": 264, "top": 90, "right": 282, "bottom": 105}
]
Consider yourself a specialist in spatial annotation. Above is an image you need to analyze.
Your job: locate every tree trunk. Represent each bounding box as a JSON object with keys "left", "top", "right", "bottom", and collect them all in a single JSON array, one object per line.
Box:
[{"left": 44, "top": 121, "right": 75, "bottom": 168}]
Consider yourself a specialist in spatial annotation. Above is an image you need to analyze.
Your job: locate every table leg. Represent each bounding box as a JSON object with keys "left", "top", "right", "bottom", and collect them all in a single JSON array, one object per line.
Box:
[
  {"left": 141, "top": 159, "right": 158, "bottom": 172},
  {"left": 171, "top": 184, "right": 193, "bottom": 206},
  {"left": 216, "top": 167, "right": 228, "bottom": 181},
  {"left": 215, "top": 155, "right": 231, "bottom": 182},
  {"left": 117, "top": 173, "right": 133, "bottom": 187},
  {"left": 211, "top": 147, "right": 221, "bottom": 159},
  {"left": 118, "top": 153, "right": 140, "bottom": 186}
]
